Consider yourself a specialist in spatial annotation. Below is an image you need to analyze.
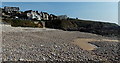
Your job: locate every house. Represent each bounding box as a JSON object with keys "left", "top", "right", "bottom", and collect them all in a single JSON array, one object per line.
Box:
[
  {"left": 57, "top": 15, "right": 68, "bottom": 20},
  {"left": 2, "top": 6, "right": 20, "bottom": 18},
  {"left": 41, "top": 12, "right": 49, "bottom": 20},
  {"left": 4, "top": 6, "right": 19, "bottom": 13},
  {"left": 16, "top": 12, "right": 28, "bottom": 20},
  {"left": 24, "top": 10, "right": 42, "bottom": 20},
  {"left": 49, "top": 14, "right": 58, "bottom": 20},
  {"left": 2, "top": 6, "right": 70, "bottom": 21},
  {"left": 0, "top": 8, "right": 2, "bottom": 18}
]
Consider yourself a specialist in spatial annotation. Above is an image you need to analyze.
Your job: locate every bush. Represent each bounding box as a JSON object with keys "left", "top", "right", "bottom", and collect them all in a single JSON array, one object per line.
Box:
[
  {"left": 3, "top": 19, "right": 43, "bottom": 28},
  {"left": 11, "top": 19, "right": 43, "bottom": 28},
  {"left": 45, "top": 19, "right": 120, "bottom": 37}
]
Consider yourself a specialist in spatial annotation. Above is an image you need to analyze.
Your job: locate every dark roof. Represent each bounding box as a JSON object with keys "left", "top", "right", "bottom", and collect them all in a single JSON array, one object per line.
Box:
[
  {"left": 24, "top": 10, "right": 32, "bottom": 13},
  {"left": 4, "top": 6, "right": 19, "bottom": 9},
  {"left": 43, "top": 12, "right": 49, "bottom": 14}
]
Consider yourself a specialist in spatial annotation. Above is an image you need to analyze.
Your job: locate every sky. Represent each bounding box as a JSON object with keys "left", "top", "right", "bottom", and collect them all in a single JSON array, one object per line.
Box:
[
  {"left": 1, "top": 0, "right": 119, "bottom": 2},
  {"left": 2, "top": 2, "right": 118, "bottom": 24}
]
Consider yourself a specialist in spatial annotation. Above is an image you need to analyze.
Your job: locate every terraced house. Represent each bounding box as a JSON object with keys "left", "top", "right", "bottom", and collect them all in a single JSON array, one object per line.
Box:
[
  {"left": 24, "top": 10, "right": 42, "bottom": 20},
  {"left": 2, "top": 6, "right": 68, "bottom": 21},
  {"left": 4, "top": 6, "right": 19, "bottom": 13}
]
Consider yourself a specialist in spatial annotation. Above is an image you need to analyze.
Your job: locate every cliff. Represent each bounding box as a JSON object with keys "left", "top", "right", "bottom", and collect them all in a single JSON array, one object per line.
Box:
[{"left": 45, "top": 19, "right": 120, "bottom": 37}]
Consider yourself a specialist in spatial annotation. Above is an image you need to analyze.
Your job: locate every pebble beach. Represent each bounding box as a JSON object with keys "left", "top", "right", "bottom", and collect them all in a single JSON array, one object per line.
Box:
[{"left": 1, "top": 24, "right": 120, "bottom": 62}]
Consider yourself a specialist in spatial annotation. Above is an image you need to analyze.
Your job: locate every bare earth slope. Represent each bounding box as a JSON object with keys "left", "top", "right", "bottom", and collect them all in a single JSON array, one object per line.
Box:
[{"left": 1, "top": 24, "right": 120, "bottom": 62}]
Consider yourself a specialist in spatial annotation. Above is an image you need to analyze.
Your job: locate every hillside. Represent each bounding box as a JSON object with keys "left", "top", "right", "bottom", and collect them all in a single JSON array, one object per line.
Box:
[
  {"left": 2, "top": 18, "right": 120, "bottom": 37},
  {"left": 45, "top": 19, "right": 120, "bottom": 37}
]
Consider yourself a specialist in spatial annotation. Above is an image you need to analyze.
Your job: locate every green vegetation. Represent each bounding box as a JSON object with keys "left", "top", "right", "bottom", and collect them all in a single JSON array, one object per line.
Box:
[
  {"left": 46, "top": 19, "right": 120, "bottom": 37},
  {"left": 2, "top": 19, "right": 43, "bottom": 28},
  {"left": 45, "top": 20, "right": 78, "bottom": 30},
  {"left": 2, "top": 18, "right": 120, "bottom": 37}
]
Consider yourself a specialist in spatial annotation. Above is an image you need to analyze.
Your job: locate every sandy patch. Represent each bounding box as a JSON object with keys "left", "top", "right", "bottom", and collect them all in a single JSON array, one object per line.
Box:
[{"left": 72, "top": 38, "right": 119, "bottom": 51}]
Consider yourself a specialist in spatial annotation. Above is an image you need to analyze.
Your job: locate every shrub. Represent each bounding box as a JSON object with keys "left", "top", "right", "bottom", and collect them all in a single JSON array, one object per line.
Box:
[{"left": 3, "top": 19, "right": 43, "bottom": 28}]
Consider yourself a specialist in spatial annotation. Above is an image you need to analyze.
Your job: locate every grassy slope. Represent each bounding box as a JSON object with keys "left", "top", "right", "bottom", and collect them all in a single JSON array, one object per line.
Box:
[
  {"left": 46, "top": 19, "right": 120, "bottom": 37},
  {"left": 2, "top": 19, "right": 43, "bottom": 28},
  {"left": 2, "top": 18, "right": 120, "bottom": 37}
]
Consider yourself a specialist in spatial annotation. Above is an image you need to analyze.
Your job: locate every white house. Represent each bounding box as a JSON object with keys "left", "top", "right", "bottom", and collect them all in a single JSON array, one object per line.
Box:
[
  {"left": 57, "top": 15, "right": 68, "bottom": 20},
  {"left": 49, "top": 14, "right": 58, "bottom": 20},
  {"left": 4, "top": 6, "right": 19, "bottom": 13},
  {"left": 41, "top": 12, "right": 49, "bottom": 20},
  {"left": 25, "top": 10, "right": 42, "bottom": 20}
]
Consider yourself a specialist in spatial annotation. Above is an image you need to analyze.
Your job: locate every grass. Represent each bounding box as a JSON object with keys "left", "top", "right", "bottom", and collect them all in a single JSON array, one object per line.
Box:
[
  {"left": 2, "top": 18, "right": 120, "bottom": 37},
  {"left": 45, "top": 19, "right": 120, "bottom": 37},
  {"left": 2, "top": 19, "right": 43, "bottom": 28}
]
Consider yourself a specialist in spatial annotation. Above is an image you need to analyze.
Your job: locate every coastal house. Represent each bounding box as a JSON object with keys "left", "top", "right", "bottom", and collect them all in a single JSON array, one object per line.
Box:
[
  {"left": 2, "top": 6, "right": 20, "bottom": 19},
  {"left": 2, "top": 6, "right": 70, "bottom": 22},
  {"left": 16, "top": 12, "right": 28, "bottom": 20},
  {"left": 24, "top": 10, "right": 42, "bottom": 20},
  {"left": 40, "top": 12, "right": 49, "bottom": 20},
  {"left": 49, "top": 14, "right": 58, "bottom": 20},
  {"left": 57, "top": 15, "right": 68, "bottom": 20},
  {"left": 0, "top": 8, "right": 2, "bottom": 18},
  {"left": 4, "top": 6, "right": 19, "bottom": 13}
]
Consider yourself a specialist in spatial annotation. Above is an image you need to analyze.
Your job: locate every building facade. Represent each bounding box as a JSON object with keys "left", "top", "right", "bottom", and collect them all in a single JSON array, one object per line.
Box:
[
  {"left": 2, "top": 6, "right": 68, "bottom": 21},
  {"left": 25, "top": 10, "right": 42, "bottom": 20},
  {"left": 41, "top": 12, "right": 49, "bottom": 20},
  {"left": 49, "top": 14, "right": 58, "bottom": 20},
  {"left": 57, "top": 15, "right": 68, "bottom": 20},
  {"left": 4, "top": 6, "right": 19, "bottom": 13}
]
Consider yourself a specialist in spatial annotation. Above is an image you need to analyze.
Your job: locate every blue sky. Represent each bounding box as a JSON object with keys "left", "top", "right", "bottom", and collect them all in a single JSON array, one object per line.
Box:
[{"left": 2, "top": 2, "right": 118, "bottom": 24}]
